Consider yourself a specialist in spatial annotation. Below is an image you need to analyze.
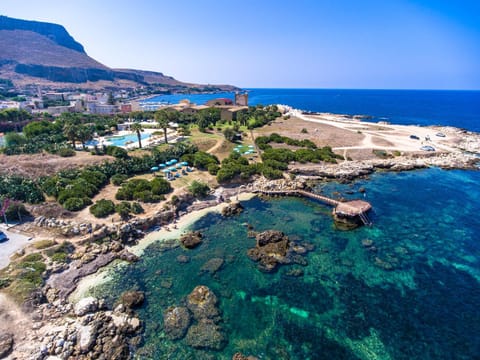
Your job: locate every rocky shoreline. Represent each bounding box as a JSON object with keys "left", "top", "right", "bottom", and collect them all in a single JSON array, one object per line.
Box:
[{"left": 290, "top": 152, "right": 479, "bottom": 180}]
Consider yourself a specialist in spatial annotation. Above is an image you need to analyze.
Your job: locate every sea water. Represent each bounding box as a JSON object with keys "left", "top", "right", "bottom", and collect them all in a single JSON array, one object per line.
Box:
[
  {"left": 86, "top": 168, "right": 480, "bottom": 359},
  {"left": 144, "top": 89, "right": 480, "bottom": 132}
]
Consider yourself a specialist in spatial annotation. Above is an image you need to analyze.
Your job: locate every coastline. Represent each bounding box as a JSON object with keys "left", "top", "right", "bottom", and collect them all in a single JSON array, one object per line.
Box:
[{"left": 2, "top": 104, "right": 480, "bottom": 359}]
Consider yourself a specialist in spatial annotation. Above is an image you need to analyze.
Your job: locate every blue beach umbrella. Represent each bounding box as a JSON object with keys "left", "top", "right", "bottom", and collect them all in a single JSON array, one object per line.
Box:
[
  {"left": 151, "top": 166, "right": 159, "bottom": 171},
  {"left": 181, "top": 161, "right": 188, "bottom": 166},
  {"left": 169, "top": 167, "right": 177, "bottom": 172},
  {"left": 176, "top": 164, "right": 183, "bottom": 169},
  {"left": 162, "top": 169, "right": 170, "bottom": 173},
  {"left": 159, "top": 164, "right": 166, "bottom": 168},
  {"left": 248, "top": 145, "right": 254, "bottom": 148},
  {"left": 170, "top": 159, "right": 178, "bottom": 164}
]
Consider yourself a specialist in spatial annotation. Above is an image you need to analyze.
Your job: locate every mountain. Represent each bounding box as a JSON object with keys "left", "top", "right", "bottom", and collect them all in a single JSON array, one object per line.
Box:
[{"left": 0, "top": 16, "right": 237, "bottom": 92}]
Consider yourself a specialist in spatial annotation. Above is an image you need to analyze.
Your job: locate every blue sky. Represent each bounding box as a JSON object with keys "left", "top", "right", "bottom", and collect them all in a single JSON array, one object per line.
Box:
[{"left": 2, "top": 0, "right": 480, "bottom": 89}]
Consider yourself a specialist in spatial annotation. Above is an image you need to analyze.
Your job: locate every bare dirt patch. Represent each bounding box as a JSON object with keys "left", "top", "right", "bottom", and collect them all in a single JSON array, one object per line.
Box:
[
  {"left": 254, "top": 116, "right": 365, "bottom": 149},
  {"left": 0, "top": 152, "right": 115, "bottom": 178}
]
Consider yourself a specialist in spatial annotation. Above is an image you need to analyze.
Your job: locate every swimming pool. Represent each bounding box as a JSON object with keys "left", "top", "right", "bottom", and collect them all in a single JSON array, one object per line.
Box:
[{"left": 87, "top": 132, "right": 153, "bottom": 148}]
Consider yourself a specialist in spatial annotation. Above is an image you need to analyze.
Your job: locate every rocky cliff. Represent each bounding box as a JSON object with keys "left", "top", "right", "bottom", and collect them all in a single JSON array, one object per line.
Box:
[{"left": 0, "top": 16, "right": 238, "bottom": 91}]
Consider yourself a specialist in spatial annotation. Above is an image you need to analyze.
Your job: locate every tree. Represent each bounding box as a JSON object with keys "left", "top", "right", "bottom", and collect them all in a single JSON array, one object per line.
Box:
[
  {"left": 177, "top": 124, "right": 191, "bottom": 137},
  {"left": 77, "top": 125, "right": 94, "bottom": 150},
  {"left": 154, "top": 110, "right": 170, "bottom": 144},
  {"left": 197, "top": 107, "right": 221, "bottom": 132},
  {"left": 63, "top": 123, "right": 79, "bottom": 148},
  {"left": 130, "top": 122, "right": 144, "bottom": 148},
  {"left": 223, "top": 127, "right": 237, "bottom": 142},
  {"left": 107, "top": 92, "right": 115, "bottom": 105},
  {"left": 188, "top": 181, "right": 210, "bottom": 198}
]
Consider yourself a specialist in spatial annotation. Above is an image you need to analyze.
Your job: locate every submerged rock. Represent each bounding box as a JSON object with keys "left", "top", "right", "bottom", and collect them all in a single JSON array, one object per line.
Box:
[
  {"left": 119, "top": 290, "right": 145, "bottom": 309},
  {"left": 186, "top": 285, "right": 220, "bottom": 322},
  {"left": 200, "top": 258, "right": 224, "bottom": 275},
  {"left": 163, "top": 306, "right": 191, "bottom": 340},
  {"left": 233, "top": 352, "right": 259, "bottom": 360},
  {"left": 180, "top": 231, "right": 203, "bottom": 249},
  {"left": 185, "top": 321, "right": 226, "bottom": 350},
  {"left": 362, "top": 239, "right": 374, "bottom": 247}
]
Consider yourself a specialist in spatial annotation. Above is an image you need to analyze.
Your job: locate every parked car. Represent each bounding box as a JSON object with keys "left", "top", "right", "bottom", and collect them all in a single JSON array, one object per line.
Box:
[
  {"left": 420, "top": 145, "right": 436, "bottom": 151},
  {"left": 0, "top": 231, "right": 8, "bottom": 243},
  {"left": 410, "top": 135, "right": 420, "bottom": 140}
]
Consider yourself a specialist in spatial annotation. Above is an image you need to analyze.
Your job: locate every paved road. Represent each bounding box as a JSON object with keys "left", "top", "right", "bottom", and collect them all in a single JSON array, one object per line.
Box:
[{"left": 0, "top": 227, "right": 32, "bottom": 269}]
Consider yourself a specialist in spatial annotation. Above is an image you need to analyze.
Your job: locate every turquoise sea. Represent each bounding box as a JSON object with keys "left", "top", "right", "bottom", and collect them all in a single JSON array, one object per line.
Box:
[
  {"left": 87, "top": 169, "right": 480, "bottom": 359},
  {"left": 89, "top": 89, "right": 480, "bottom": 359}
]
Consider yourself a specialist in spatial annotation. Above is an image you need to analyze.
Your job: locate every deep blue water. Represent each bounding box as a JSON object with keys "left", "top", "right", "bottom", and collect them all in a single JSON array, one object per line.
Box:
[{"left": 144, "top": 89, "right": 480, "bottom": 132}]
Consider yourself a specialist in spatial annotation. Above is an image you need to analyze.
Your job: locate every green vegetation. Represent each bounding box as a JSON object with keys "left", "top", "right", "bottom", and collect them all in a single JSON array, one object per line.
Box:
[
  {"left": 0, "top": 201, "right": 30, "bottom": 223},
  {"left": 46, "top": 241, "right": 74, "bottom": 264},
  {"left": 115, "top": 201, "right": 144, "bottom": 220},
  {"left": 180, "top": 151, "right": 219, "bottom": 170},
  {"left": 0, "top": 176, "right": 44, "bottom": 203},
  {"left": 90, "top": 199, "right": 116, "bottom": 218},
  {"left": 57, "top": 147, "right": 76, "bottom": 157},
  {"left": 188, "top": 181, "right": 211, "bottom": 198},
  {"left": 116, "top": 177, "right": 172, "bottom": 203},
  {"left": 111, "top": 174, "right": 129, "bottom": 186},
  {"left": 32, "top": 239, "right": 56, "bottom": 250}
]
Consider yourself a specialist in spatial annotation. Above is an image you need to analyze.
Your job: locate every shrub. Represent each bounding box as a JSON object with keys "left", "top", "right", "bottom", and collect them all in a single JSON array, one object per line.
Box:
[
  {"left": 63, "top": 197, "right": 87, "bottom": 211},
  {"left": 50, "top": 252, "right": 69, "bottom": 263},
  {"left": 32, "top": 240, "right": 56, "bottom": 249},
  {"left": 207, "top": 163, "right": 220, "bottom": 175},
  {"left": 57, "top": 147, "right": 76, "bottom": 157},
  {"left": 90, "top": 199, "right": 115, "bottom": 218},
  {"left": 301, "top": 128, "right": 308, "bottom": 133},
  {"left": 111, "top": 174, "right": 128, "bottom": 186},
  {"left": 188, "top": 181, "right": 210, "bottom": 198},
  {"left": 22, "top": 253, "right": 43, "bottom": 262},
  {"left": 106, "top": 146, "right": 129, "bottom": 159}
]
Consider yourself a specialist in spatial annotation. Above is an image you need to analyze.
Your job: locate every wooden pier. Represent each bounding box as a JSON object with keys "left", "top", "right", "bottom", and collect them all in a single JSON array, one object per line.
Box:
[{"left": 253, "top": 189, "right": 373, "bottom": 226}]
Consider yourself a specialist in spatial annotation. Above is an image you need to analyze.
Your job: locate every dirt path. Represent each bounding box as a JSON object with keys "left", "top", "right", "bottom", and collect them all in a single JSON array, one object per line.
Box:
[{"left": 206, "top": 138, "right": 225, "bottom": 154}]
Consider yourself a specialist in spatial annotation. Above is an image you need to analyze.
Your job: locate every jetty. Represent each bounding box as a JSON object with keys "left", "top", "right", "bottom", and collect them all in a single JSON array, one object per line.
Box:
[{"left": 253, "top": 189, "right": 373, "bottom": 226}]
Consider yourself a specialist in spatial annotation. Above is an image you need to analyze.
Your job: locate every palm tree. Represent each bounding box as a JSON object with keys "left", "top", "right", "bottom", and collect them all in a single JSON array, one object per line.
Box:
[
  {"left": 63, "top": 123, "right": 79, "bottom": 148},
  {"left": 154, "top": 110, "right": 169, "bottom": 144},
  {"left": 130, "top": 122, "right": 144, "bottom": 148},
  {"left": 77, "top": 125, "right": 94, "bottom": 150}
]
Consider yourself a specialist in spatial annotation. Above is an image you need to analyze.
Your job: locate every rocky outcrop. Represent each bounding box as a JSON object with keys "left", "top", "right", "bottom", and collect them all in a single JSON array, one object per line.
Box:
[
  {"left": 247, "top": 230, "right": 312, "bottom": 272},
  {"left": 163, "top": 286, "right": 226, "bottom": 350},
  {"left": 247, "top": 231, "right": 288, "bottom": 272},
  {"left": 0, "top": 15, "right": 85, "bottom": 52},
  {"left": 74, "top": 296, "right": 98, "bottom": 316},
  {"left": 289, "top": 152, "right": 479, "bottom": 180},
  {"left": 163, "top": 306, "right": 191, "bottom": 340},
  {"left": 15, "top": 63, "right": 115, "bottom": 83},
  {"left": 180, "top": 231, "right": 203, "bottom": 249},
  {"left": 221, "top": 201, "right": 244, "bottom": 217},
  {"left": 0, "top": 333, "right": 14, "bottom": 358},
  {"left": 186, "top": 285, "right": 221, "bottom": 322},
  {"left": 233, "top": 353, "right": 259, "bottom": 360},
  {"left": 36, "top": 297, "right": 142, "bottom": 359}
]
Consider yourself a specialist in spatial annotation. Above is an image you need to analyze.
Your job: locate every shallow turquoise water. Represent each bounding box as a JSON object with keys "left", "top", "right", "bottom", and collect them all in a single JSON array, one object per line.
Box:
[{"left": 89, "top": 168, "right": 480, "bottom": 359}]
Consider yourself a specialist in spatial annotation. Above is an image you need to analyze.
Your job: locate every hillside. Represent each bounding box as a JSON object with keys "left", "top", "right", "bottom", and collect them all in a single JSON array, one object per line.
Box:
[{"left": 0, "top": 15, "right": 237, "bottom": 92}]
